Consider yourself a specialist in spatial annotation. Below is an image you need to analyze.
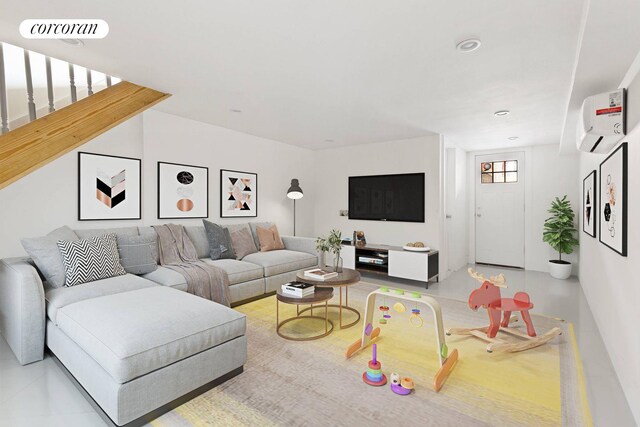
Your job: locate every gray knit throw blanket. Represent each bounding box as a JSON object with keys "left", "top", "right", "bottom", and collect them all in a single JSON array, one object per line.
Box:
[{"left": 153, "top": 224, "right": 230, "bottom": 306}]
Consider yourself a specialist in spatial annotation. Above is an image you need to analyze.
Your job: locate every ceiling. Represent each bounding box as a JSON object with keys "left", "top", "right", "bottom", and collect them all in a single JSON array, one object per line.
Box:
[{"left": 0, "top": 0, "right": 587, "bottom": 151}]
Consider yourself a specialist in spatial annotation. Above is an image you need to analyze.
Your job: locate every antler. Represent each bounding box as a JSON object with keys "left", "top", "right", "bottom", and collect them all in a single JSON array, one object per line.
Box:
[
  {"left": 468, "top": 268, "right": 508, "bottom": 288},
  {"left": 468, "top": 268, "right": 486, "bottom": 283},
  {"left": 489, "top": 273, "right": 507, "bottom": 288}
]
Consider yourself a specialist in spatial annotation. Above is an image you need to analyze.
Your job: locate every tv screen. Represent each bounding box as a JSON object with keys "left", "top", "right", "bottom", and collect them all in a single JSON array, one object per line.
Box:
[{"left": 348, "top": 173, "right": 425, "bottom": 222}]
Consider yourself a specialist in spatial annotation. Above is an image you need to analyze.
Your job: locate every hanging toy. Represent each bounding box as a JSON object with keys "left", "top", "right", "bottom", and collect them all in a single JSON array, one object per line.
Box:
[
  {"left": 379, "top": 305, "right": 390, "bottom": 324},
  {"left": 410, "top": 307, "right": 423, "bottom": 327},
  {"left": 393, "top": 302, "right": 406, "bottom": 313}
]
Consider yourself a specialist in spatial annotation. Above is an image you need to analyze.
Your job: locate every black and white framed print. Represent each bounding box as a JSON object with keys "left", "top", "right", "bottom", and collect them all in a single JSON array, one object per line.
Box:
[
  {"left": 158, "top": 162, "right": 209, "bottom": 219},
  {"left": 599, "top": 143, "right": 627, "bottom": 256},
  {"left": 220, "top": 169, "right": 257, "bottom": 218},
  {"left": 582, "top": 170, "right": 596, "bottom": 237},
  {"left": 78, "top": 152, "right": 141, "bottom": 221}
]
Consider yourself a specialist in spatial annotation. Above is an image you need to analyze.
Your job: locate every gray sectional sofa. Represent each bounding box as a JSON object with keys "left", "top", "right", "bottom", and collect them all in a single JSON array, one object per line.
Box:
[{"left": 0, "top": 222, "right": 318, "bottom": 426}]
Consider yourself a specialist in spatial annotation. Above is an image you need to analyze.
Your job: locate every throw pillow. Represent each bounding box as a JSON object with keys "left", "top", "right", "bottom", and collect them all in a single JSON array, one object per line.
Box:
[
  {"left": 21, "top": 226, "right": 79, "bottom": 288},
  {"left": 230, "top": 227, "right": 258, "bottom": 259},
  {"left": 202, "top": 220, "right": 236, "bottom": 260},
  {"left": 256, "top": 224, "right": 285, "bottom": 252},
  {"left": 116, "top": 234, "right": 158, "bottom": 275},
  {"left": 249, "top": 222, "right": 274, "bottom": 249},
  {"left": 57, "top": 233, "right": 127, "bottom": 287}
]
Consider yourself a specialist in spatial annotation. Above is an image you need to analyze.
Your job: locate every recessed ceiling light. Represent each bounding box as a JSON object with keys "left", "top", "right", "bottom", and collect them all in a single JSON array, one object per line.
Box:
[
  {"left": 508, "top": 136, "right": 519, "bottom": 140},
  {"left": 60, "top": 39, "right": 84, "bottom": 46},
  {"left": 494, "top": 110, "right": 510, "bottom": 117},
  {"left": 230, "top": 109, "right": 242, "bottom": 113},
  {"left": 456, "top": 38, "right": 481, "bottom": 53}
]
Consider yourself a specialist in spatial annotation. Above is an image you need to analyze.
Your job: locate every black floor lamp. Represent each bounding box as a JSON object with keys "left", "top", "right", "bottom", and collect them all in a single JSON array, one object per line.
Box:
[{"left": 286, "top": 179, "right": 303, "bottom": 236}]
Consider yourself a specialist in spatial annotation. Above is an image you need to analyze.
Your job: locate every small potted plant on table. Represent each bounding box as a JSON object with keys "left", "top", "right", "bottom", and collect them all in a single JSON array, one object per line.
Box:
[
  {"left": 543, "top": 196, "right": 579, "bottom": 279},
  {"left": 316, "top": 229, "right": 343, "bottom": 272}
]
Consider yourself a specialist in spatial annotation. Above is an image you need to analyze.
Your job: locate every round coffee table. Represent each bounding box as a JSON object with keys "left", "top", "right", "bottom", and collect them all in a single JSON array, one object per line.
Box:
[
  {"left": 276, "top": 288, "right": 334, "bottom": 341},
  {"left": 296, "top": 268, "right": 361, "bottom": 329}
]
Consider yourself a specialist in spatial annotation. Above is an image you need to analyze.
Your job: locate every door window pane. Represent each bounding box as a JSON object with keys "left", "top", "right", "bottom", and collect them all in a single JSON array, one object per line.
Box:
[
  {"left": 505, "top": 160, "right": 518, "bottom": 171},
  {"left": 505, "top": 172, "right": 518, "bottom": 182},
  {"left": 493, "top": 162, "right": 504, "bottom": 172},
  {"left": 481, "top": 162, "right": 492, "bottom": 173},
  {"left": 493, "top": 173, "right": 505, "bottom": 183},
  {"left": 480, "top": 160, "right": 518, "bottom": 184},
  {"left": 481, "top": 173, "right": 493, "bottom": 183}
]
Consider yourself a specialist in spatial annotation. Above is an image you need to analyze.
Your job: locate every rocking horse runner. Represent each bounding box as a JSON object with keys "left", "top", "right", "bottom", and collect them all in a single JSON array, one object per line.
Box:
[{"left": 447, "top": 269, "right": 562, "bottom": 353}]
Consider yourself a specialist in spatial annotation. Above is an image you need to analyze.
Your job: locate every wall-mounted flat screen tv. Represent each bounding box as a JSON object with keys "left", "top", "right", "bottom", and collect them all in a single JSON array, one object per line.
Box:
[{"left": 348, "top": 173, "right": 425, "bottom": 222}]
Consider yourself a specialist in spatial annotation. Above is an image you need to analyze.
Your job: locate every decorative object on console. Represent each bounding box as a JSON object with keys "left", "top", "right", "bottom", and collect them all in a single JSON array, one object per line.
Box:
[
  {"left": 286, "top": 178, "right": 303, "bottom": 235},
  {"left": 542, "top": 196, "right": 579, "bottom": 279},
  {"left": 599, "top": 143, "right": 627, "bottom": 256},
  {"left": 221, "top": 169, "right": 257, "bottom": 218},
  {"left": 78, "top": 152, "right": 141, "bottom": 221},
  {"left": 256, "top": 224, "right": 285, "bottom": 252},
  {"left": 57, "top": 233, "right": 126, "bottom": 287},
  {"left": 582, "top": 170, "right": 596, "bottom": 238},
  {"left": 354, "top": 230, "right": 366, "bottom": 246},
  {"left": 403, "top": 241, "right": 431, "bottom": 251},
  {"left": 158, "top": 162, "right": 209, "bottom": 219},
  {"left": 447, "top": 269, "right": 561, "bottom": 353}
]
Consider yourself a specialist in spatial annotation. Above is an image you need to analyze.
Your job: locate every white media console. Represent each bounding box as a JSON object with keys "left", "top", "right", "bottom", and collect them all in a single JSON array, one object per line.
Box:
[{"left": 330, "top": 243, "right": 439, "bottom": 288}]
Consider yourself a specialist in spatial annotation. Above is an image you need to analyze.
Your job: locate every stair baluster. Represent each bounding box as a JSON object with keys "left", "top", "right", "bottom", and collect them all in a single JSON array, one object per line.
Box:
[
  {"left": 0, "top": 43, "right": 8, "bottom": 134},
  {"left": 46, "top": 56, "right": 55, "bottom": 113},
  {"left": 106, "top": 75, "right": 112, "bottom": 87},
  {"left": 69, "top": 63, "right": 77, "bottom": 103},
  {"left": 86, "top": 69, "right": 93, "bottom": 96},
  {"left": 23, "top": 50, "right": 36, "bottom": 121}
]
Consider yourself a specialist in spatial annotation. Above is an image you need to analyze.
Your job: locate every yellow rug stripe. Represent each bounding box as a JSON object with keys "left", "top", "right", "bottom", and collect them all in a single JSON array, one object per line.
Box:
[{"left": 569, "top": 323, "right": 594, "bottom": 427}]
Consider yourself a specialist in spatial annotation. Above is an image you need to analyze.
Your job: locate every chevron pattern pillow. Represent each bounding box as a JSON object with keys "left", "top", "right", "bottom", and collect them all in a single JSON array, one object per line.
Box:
[{"left": 57, "top": 233, "right": 126, "bottom": 287}]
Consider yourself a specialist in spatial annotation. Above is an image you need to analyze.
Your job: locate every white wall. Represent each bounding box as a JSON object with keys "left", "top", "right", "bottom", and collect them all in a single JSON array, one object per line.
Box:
[
  {"left": 467, "top": 144, "right": 580, "bottom": 273},
  {"left": 141, "top": 110, "right": 316, "bottom": 236},
  {"left": 444, "top": 147, "right": 468, "bottom": 273},
  {"left": 312, "top": 135, "right": 446, "bottom": 276},
  {"left": 0, "top": 116, "right": 144, "bottom": 258},
  {"left": 578, "top": 66, "right": 640, "bottom": 421},
  {"left": 0, "top": 110, "right": 316, "bottom": 258}
]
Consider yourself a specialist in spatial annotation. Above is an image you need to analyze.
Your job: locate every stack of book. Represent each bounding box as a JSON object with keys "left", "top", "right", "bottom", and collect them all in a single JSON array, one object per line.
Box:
[
  {"left": 304, "top": 268, "right": 338, "bottom": 280},
  {"left": 281, "top": 281, "right": 315, "bottom": 297}
]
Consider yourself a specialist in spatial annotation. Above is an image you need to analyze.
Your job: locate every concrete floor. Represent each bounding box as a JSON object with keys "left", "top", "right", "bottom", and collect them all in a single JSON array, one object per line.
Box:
[{"left": 0, "top": 264, "right": 636, "bottom": 426}]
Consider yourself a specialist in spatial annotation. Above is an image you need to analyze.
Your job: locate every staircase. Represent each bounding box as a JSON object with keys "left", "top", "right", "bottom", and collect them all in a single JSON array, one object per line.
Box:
[{"left": 0, "top": 42, "right": 169, "bottom": 190}]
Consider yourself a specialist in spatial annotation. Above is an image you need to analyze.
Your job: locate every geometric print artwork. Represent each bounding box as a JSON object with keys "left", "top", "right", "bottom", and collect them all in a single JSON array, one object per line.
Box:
[
  {"left": 96, "top": 168, "right": 126, "bottom": 208},
  {"left": 582, "top": 170, "right": 596, "bottom": 237},
  {"left": 220, "top": 169, "right": 257, "bottom": 217},
  {"left": 599, "top": 143, "right": 628, "bottom": 256},
  {"left": 158, "top": 162, "right": 209, "bottom": 219},
  {"left": 78, "top": 152, "right": 141, "bottom": 221},
  {"left": 57, "top": 233, "right": 126, "bottom": 287}
]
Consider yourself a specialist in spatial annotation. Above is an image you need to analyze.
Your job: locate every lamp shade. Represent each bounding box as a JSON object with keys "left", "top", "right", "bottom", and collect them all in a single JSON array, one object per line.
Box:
[{"left": 287, "top": 178, "right": 303, "bottom": 199}]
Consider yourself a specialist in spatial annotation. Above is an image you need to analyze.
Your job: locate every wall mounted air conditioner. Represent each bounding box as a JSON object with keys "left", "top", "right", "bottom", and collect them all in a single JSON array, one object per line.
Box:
[{"left": 576, "top": 88, "right": 626, "bottom": 153}]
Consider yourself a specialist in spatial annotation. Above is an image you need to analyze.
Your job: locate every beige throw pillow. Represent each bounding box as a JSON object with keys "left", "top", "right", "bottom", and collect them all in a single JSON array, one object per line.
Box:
[
  {"left": 230, "top": 227, "right": 258, "bottom": 259},
  {"left": 256, "top": 225, "right": 285, "bottom": 252}
]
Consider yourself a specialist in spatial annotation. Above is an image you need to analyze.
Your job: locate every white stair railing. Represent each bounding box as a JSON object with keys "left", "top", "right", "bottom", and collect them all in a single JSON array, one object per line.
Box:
[{"left": 0, "top": 41, "right": 121, "bottom": 135}]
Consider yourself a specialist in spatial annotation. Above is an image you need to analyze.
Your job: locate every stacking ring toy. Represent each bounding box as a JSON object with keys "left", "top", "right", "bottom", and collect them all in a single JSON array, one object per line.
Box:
[
  {"left": 379, "top": 306, "right": 389, "bottom": 311},
  {"left": 379, "top": 318, "right": 387, "bottom": 324},
  {"left": 410, "top": 308, "right": 423, "bottom": 327},
  {"left": 401, "top": 377, "right": 415, "bottom": 390}
]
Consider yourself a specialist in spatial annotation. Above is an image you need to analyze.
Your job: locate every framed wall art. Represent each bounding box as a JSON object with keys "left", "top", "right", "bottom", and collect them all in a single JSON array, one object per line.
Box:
[
  {"left": 582, "top": 170, "right": 596, "bottom": 237},
  {"left": 78, "top": 152, "right": 141, "bottom": 221},
  {"left": 158, "top": 162, "right": 209, "bottom": 219},
  {"left": 220, "top": 169, "right": 257, "bottom": 218},
  {"left": 599, "top": 143, "right": 627, "bottom": 256}
]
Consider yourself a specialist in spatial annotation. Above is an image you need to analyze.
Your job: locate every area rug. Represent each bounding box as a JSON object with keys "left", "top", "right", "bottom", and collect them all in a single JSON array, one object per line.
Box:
[{"left": 152, "top": 282, "right": 592, "bottom": 427}]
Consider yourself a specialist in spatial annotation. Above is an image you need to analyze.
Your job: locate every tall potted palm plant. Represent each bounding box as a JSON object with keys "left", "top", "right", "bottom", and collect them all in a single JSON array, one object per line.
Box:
[{"left": 543, "top": 196, "right": 579, "bottom": 279}]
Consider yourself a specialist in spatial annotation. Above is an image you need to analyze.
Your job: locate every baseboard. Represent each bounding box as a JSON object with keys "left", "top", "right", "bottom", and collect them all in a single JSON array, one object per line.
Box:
[{"left": 48, "top": 349, "right": 243, "bottom": 427}]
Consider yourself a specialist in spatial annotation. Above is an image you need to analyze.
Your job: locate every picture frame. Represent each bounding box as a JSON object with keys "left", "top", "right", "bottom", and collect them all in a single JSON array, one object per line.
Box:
[
  {"left": 582, "top": 170, "right": 596, "bottom": 237},
  {"left": 78, "top": 152, "right": 141, "bottom": 221},
  {"left": 158, "top": 162, "right": 209, "bottom": 219},
  {"left": 220, "top": 169, "right": 258, "bottom": 218},
  {"left": 599, "top": 143, "right": 627, "bottom": 256}
]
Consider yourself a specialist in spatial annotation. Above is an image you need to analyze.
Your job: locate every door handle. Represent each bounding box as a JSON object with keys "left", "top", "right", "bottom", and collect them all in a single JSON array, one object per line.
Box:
[
  {"left": 476, "top": 214, "right": 482, "bottom": 217},
  {"left": 446, "top": 215, "right": 452, "bottom": 219}
]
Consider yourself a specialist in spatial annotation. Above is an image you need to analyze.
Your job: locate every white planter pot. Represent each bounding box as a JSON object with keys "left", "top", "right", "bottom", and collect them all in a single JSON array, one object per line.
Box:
[{"left": 548, "top": 260, "right": 572, "bottom": 280}]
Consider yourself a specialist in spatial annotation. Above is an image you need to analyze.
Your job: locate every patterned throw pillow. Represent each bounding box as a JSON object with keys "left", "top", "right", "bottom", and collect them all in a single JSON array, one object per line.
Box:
[{"left": 57, "top": 233, "right": 127, "bottom": 287}]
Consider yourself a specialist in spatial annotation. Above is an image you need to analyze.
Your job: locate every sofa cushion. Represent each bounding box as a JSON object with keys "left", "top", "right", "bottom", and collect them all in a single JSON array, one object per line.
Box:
[
  {"left": 202, "top": 259, "right": 263, "bottom": 285},
  {"left": 138, "top": 227, "right": 160, "bottom": 263},
  {"left": 229, "top": 227, "right": 258, "bottom": 259},
  {"left": 116, "top": 234, "right": 158, "bottom": 275},
  {"left": 141, "top": 266, "right": 188, "bottom": 291},
  {"left": 75, "top": 227, "right": 139, "bottom": 240},
  {"left": 55, "top": 286, "right": 246, "bottom": 383},
  {"left": 202, "top": 220, "right": 235, "bottom": 260},
  {"left": 242, "top": 250, "right": 317, "bottom": 277},
  {"left": 21, "top": 226, "right": 80, "bottom": 288},
  {"left": 45, "top": 274, "right": 157, "bottom": 324},
  {"left": 255, "top": 224, "right": 285, "bottom": 252},
  {"left": 184, "top": 226, "right": 209, "bottom": 259},
  {"left": 57, "top": 233, "right": 126, "bottom": 287},
  {"left": 249, "top": 222, "right": 274, "bottom": 249}
]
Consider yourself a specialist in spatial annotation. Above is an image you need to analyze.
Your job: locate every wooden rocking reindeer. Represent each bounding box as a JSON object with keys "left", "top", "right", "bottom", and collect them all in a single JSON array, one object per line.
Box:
[{"left": 447, "top": 269, "right": 562, "bottom": 353}]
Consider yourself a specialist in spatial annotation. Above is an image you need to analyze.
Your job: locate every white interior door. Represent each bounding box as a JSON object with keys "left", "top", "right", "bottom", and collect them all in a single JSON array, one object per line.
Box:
[{"left": 475, "top": 152, "right": 525, "bottom": 268}]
